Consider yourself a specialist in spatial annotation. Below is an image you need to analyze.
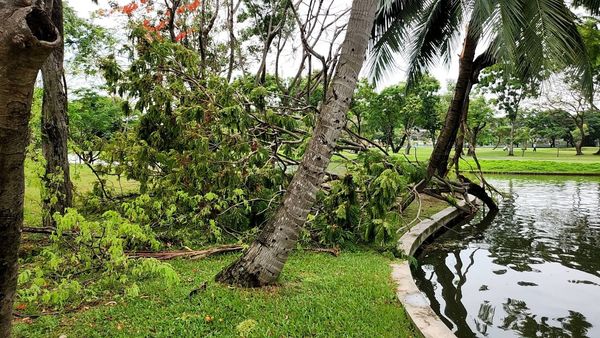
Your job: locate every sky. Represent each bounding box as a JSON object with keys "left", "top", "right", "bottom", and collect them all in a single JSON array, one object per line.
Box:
[{"left": 67, "top": 0, "right": 462, "bottom": 92}]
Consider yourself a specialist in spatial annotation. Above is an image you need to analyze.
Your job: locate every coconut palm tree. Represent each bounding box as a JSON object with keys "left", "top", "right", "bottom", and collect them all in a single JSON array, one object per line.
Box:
[
  {"left": 370, "top": 0, "right": 594, "bottom": 178},
  {"left": 216, "top": 0, "right": 379, "bottom": 287}
]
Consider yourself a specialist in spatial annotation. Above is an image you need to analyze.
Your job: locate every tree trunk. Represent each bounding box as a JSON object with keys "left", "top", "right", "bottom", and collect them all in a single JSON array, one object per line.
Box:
[
  {"left": 508, "top": 120, "right": 515, "bottom": 156},
  {"left": 452, "top": 92, "right": 470, "bottom": 174},
  {"left": 215, "top": 0, "right": 378, "bottom": 287},
  {"left": 0, "top": 4, "right": 59, "bottom": 336},
  {"left": 41, "top": 0, "right": 72, "bottom": 228},
  {"left": 427, "top": 27, "right": 479, "bottom": 178},
  {"left": 467, "top": 124, "right": 482, "bottom": 157},
  {"left": 576, "top": 123, "right": 584, "bottom": 155}
]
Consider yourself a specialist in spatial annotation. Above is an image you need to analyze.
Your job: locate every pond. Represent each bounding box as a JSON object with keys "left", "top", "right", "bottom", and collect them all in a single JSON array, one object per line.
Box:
[{"left": 414, "top": 176, "right": 600, "bottom": 338}]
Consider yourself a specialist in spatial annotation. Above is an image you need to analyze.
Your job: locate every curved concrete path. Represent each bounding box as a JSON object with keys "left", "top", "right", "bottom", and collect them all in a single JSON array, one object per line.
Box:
[{"left": 391, "top": 200, "right": 471, "bottom": 338}]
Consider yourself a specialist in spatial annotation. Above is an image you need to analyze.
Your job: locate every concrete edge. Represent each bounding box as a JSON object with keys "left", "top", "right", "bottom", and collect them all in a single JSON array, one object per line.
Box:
[
  {"left": 461, "top": 170, "right": 600, "bottom": 176},
  {"left": 392, "top": 201, "right": 471, "bottom": 338}
]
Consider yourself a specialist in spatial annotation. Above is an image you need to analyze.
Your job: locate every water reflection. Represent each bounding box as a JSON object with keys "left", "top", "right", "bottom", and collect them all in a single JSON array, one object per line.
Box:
[{"left": 414, "top": 176, "right": 600, "bottom": 338}]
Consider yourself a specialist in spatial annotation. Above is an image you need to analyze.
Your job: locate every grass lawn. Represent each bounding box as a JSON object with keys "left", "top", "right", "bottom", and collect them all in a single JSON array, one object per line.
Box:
[
  {"left": 459, "top": 147, "right": 600, "bottom": 175},
  {"left": 24, "top": 160, "right": 139, "bottom": 227},
  {"left": 331, "top": 146, "right": 600, "bottom": 175},
  {"left": 19, "top": 160, "right": 449, "bottom": 338},
  {"left": 13, "top": 251, "right": 418, "bottom": 338}
]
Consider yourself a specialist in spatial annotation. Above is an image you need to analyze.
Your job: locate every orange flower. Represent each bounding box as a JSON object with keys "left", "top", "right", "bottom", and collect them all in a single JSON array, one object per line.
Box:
[
  {"left": 187, "top": 0, "right": 201, "bottom": 11},
  {"left": 122, "top": 2, "right": 139, "bottom": 16},
  {"left": 175, "top": 31, "right": 187, "bottom": 42}
]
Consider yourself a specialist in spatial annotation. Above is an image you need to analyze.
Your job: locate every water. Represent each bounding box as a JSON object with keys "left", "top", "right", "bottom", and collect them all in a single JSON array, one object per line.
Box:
[{"left": 414, "top": 176, "right": 600, "bottom": 338}]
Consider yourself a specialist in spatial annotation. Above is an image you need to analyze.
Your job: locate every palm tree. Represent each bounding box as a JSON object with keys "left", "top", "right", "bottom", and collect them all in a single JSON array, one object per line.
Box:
[
  {"left": 216, "top": 0, "right": 379, "bottom": 287},
  {"left": 0, "top": 3, "right": 59, "bottom": 336},
  {"left": 371, "top": 0, "right": 593, "bottom": 178}
]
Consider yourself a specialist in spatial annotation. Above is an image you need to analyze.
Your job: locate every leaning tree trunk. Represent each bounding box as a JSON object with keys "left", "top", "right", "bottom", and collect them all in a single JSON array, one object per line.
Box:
[
  {"left": 41, "top": 0, "right": 72, "bottom": 228},
  {"left": 452, "top": 91, "right": 471, "bottom": 175},
  {"left": 215, "top": 0, "right": 378, "bottom": 287},
  {"left": 0, "top": 3, "right": 59, "bottom": 336},
  {"left": 427, "top": 27, "right": 480, "bottom": 178}
]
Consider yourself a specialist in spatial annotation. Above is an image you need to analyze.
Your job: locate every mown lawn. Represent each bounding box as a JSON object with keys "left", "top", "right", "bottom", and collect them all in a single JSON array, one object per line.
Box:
[
  {"left": 14, "top": 251, "right": 418, "bottom": 338},
  {"left": 24, "top": 160, "right": 139, "bottom": 227},
  {"left": 460, "top": 147, "right": 600, "bottom": 174},
  {"left": 330, "top": 146, "right": 600, "bottom": 175}
]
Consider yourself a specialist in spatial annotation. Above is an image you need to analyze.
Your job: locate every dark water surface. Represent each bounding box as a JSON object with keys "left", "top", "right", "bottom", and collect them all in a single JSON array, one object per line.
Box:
[{"left": 414, "top": 176, "right": 600, "bottom": 338}]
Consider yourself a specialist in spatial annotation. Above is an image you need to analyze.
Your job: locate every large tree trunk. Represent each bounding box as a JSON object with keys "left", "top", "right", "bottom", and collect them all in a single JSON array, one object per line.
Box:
[
  {"left": 41, "top": 0, "right": 72, "bottom": 228},
  {"left": 426, "top": 28, "right": 479, "bottom": 178},
  {"left": 215, "top": 0, "right": 378, "bottom": 287},
  {"left": 0, "top": 3, "right": 59, "bottom": 336}
]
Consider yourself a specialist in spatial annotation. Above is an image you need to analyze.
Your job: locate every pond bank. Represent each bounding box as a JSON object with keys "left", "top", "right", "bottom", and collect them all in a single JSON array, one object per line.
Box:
[
  {"left": 391, "top": 199, "right": 475, "bottom": 338},
  {"left": 414, "top": 176, "right": 600, "bottom": 337}
]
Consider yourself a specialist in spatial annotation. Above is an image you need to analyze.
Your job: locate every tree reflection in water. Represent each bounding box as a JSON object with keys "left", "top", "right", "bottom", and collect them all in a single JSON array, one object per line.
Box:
[{"left": 414, "top": 177, "right": 600, "bottom": 338}]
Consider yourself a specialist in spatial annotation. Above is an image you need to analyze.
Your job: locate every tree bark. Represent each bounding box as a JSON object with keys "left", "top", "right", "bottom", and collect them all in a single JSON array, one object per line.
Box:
[
  {"left": 426, "top": 27, "right": 479, "bottom": 178},
  {"left": 41, "top": 0, "right": 72, "bottom": 228},
  {"left": 508, "top": 120, "right": 515, "bottom": 156},
  {"left": 452, "top": 92, "right": 470, "bottom": 174},
  {"left": 467, "top": 123, "right": 484, "bottom": 156},
  {"left": 215, "top": 0, "right": 378, "bottom": 287},
  {"left": 0, "top": 3, "right": 59, "bottom": 336},
  {"left": 576, "top": 121, "right": 585, "bottom": 155}
]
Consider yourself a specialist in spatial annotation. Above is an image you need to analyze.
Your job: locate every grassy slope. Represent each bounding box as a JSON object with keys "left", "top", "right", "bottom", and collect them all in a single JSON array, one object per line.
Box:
[{"left": 14, "top": 252, "right": 418, "bottom": 338}]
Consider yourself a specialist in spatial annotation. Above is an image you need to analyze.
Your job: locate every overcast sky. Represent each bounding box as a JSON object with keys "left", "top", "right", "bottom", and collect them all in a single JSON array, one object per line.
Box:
[{"left": 67, "top": 0, "right": 461, "bottom": 91}]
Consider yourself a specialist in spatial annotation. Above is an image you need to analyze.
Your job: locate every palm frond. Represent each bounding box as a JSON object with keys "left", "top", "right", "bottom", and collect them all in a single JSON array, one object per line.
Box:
[
  {"left": 405, "top": 0, "right": 464, "bottom": 86},
  {"left": 368, "top": 0, "right": 423, "bottom": 83},
  {"left": 518, "top": 0, "right": 593, "bottom": 97}
]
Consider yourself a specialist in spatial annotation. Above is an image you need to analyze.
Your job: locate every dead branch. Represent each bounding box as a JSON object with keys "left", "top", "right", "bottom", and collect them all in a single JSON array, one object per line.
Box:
[{"left": 128, "top": 245, "right": 244, "bottom": 260}]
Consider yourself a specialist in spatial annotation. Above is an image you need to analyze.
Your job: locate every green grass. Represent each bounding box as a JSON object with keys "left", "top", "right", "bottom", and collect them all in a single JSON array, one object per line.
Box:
[
  {"left": 330, "top": 147, "right": 600, "bottom": 176},
  {"left": 459, "top": 147, "right": 600, "bottom": 174},
  {"left": 408, "top": 146, "right": 600, "bottom": 162},
  {"left": 24, "top": 161, "right": 139, "bottom": 227},
  {"left": 13, "top": 251, "right": 417, "bottom": 338}
]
